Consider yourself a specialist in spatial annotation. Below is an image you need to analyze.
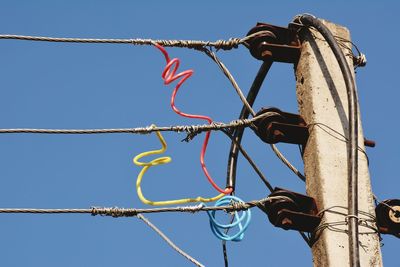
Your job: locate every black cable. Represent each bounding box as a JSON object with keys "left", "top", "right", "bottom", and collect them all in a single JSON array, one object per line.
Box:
[
  {"left": 221, "top": 64, "right": 312, "bottom": 251},
  {"left": 222, "top": 240, "right": 229, "bottom": 267},
  {"left": 226, "top": 60, "right": 273, "bottom": 190},
  {"left": 221, "top": 125, "right": 275, "bottom": 267},
  {"left": 222, "top": 129, "right": 274, "bottom": 192},
  {"left": 222, "top": 212, "right": 236, "bottom": 267},
  {"left": 223, "top": 129, "right": 312, "bottom": 247},
  {"left": 296, "top": 14, "right": 359, "bottom": 266}
]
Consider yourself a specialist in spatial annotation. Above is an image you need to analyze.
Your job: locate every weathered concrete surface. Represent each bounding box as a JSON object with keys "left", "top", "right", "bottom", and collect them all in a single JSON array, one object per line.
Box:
[{"left": 295, "top": 20, "right": 383, "bottom": 267}]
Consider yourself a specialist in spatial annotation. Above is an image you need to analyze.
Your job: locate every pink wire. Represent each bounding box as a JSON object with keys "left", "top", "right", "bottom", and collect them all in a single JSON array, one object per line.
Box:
[{"left": 154, "top": 44, "right": 232, "bottom": 195}]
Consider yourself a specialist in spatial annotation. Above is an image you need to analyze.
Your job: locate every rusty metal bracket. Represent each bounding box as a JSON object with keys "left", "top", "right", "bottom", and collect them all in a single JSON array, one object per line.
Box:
[
  {"left": 259, "top": 187, "right": 321, "bottom": 232},
  {"left": 364, "top": 139, "right": 376, "bottom": 148},
  {"left": 246, "top": 22, "right": 301, "bottom": 63},
  {"left": 253, "top": 107, "right": 308, "bottom": 145},
  {"left": 376, "top": 199, "right": 400, "bottom": 237}
]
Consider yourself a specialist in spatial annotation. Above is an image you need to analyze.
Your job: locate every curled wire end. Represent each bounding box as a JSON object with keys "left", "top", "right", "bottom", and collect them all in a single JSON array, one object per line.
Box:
[{"left": 205, "top": 195, "right": 251, "bottom": 241}]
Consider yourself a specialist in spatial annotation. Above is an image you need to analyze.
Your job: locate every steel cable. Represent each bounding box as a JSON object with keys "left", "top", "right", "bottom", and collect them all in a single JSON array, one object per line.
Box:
[
  {"left": 0, "top": 196, "right": 289, "bottom": 215},
  {"left": 0, "top": 31, "right": 269, "bottom": 51},
  {"left": 0, "top": 114, "right": 271, "bottom": 135}
]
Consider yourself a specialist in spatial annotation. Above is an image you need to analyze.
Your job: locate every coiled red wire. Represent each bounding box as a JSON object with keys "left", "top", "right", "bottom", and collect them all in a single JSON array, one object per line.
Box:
[{"left": 154, "top": 44, "right": 232, "bottom": 195}]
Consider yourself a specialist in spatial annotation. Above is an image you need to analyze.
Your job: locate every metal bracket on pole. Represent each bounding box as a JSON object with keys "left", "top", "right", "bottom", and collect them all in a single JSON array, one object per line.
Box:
[
  {"left": 246, "top": 22, "right": 301, "bottom": 63},
  {"left": 258, "top": 187, "right": 321, "bottom": 232},
  {"left": 376, "top": 199, "right": 400, "bottom": 237},
  {"left": 252, "top": 107, "right": 309, "bottom": 146}
]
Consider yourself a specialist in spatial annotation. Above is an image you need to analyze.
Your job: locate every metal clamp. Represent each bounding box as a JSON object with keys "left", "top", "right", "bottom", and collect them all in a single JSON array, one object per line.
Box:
[
  {"left": 253, "top": 107, "right": 308, "bottom": 145},
  {"left": 376, "top": 199, "right": 400, "bottom": 237},
  {"left": 259, "top": 187, "right": 321, "bottom": 232},
  {"left": 246, "top": 22, "right": 301, "bottom": 63}
]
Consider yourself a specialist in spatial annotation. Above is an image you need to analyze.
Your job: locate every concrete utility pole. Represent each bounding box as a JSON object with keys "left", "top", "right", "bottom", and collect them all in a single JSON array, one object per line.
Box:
[{"left": 295, "top": 20, "right": 383, "bottom": 266}]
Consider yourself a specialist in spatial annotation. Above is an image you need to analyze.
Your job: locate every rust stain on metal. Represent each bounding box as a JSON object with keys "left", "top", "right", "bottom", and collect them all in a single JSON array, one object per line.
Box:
[
  {"left": 376, "top": 199, "right": 400, "bottom": 236},
  {"left": 259, "top": 187, "right": 321, "bottom": 232},
  {"left": 253, "top": 107, "right": 309, "bottom": 146},
  {"left": 246, "top": 22, "right": 301, "bottom": 63}
]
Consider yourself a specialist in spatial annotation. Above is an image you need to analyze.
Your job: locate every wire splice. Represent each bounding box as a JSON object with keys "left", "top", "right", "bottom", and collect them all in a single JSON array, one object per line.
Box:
[
  {"left": 154, "top": 44, "right": 232, "bottom": 195},
  {"left": 133, "top": 126, "right": 225, "bottom": 206},
  {"left": 205, "top": 195, "right": 251, "bottom": 241}
]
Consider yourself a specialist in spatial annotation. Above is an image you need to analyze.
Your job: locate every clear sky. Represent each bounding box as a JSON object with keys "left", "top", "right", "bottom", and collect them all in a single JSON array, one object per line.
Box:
[{"left": 0, "top": 1, "right": 398, "bottom": 266}]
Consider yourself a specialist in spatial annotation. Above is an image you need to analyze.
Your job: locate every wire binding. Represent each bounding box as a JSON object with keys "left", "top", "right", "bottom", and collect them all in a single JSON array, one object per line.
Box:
[{"left": 0, "top": 30, "right": 271, "bottom": 51}]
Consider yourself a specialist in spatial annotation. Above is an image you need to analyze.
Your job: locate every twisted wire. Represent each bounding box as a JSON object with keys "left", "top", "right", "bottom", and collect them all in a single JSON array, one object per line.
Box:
[
  {"left": 0, "top": 29, "right": 300, "bottom": 175},
  {"left": 291, "top": 21, "right": 367, "bottom": 68},
  {"left": 333, "top": 35, "right": 367, "bottom": 68},
  {"left": 312, "top": 205, "right": 379, "bottom": 242},
  {"left": 0, "top": 113, "right": 274, "bottom": 136},
  {"left": 0, "top": 31, "right": 268, "bottom": 51},
  {"left": 202, "top": 47, "right": 307, "bottom": 184},
  {"left": 270, "top": 144, "right": 306, "bottom": 181},
  {"left": 308, "top": 122, "right": 369, "bottom": 165},
  {"left": 137, "top": 214, "right": 205, "bottom": 267},
  {"left": 202, "top": 48, "right": 255, "bottom": 117},
  {"left": 0, "top": 196, "right": 287, "bottom": 216}
]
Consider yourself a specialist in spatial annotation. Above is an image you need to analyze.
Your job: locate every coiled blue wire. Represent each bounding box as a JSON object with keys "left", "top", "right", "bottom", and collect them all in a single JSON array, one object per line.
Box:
[{"left": 205, "top": 195, "right": 251, "bottom": 241}]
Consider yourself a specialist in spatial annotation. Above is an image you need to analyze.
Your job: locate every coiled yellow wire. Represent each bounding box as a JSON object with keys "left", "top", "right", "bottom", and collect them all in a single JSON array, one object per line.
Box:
[{"left": 133, "top": 125, "right": 225, "bottom": 206}]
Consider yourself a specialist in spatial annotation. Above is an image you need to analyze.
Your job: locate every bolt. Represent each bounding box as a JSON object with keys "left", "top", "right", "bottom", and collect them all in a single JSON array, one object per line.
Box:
[
  {"left": 261, "top": 49, "right": 273, "bottom": 59},
  {"left": 281, "top": 217, "right": 293, "bottom": 226},
  {"left": 364, "top": 139, "right": 376, "bottom": 147},
  {"left": 389, "top": 206, "right": 400, "bottom": 223},
  {"left": 273, "top": 129, "right": 285, "bottom": 142},
  {"left": 395, "top": 210, "right": 400, "bottom": 218}
]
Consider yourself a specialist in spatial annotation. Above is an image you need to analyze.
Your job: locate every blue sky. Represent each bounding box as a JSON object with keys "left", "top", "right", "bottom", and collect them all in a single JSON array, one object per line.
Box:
[{"left": 0, "top": 1, "right": 398, "bottom": 266}]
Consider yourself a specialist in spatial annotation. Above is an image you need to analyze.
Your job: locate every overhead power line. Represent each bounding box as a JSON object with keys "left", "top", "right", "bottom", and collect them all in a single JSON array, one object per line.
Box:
[
  {"left": 0, "top": 113, "right": 275, "bottom": 136},
  {"left": 0, "top": 196, "right": 288, "bottom": 216},
  {"left": 137, "top": 214, "right": 205, "bottom": 267},
  {"left": 0, "top": 31, "right": 269, "bottom": 50}
]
